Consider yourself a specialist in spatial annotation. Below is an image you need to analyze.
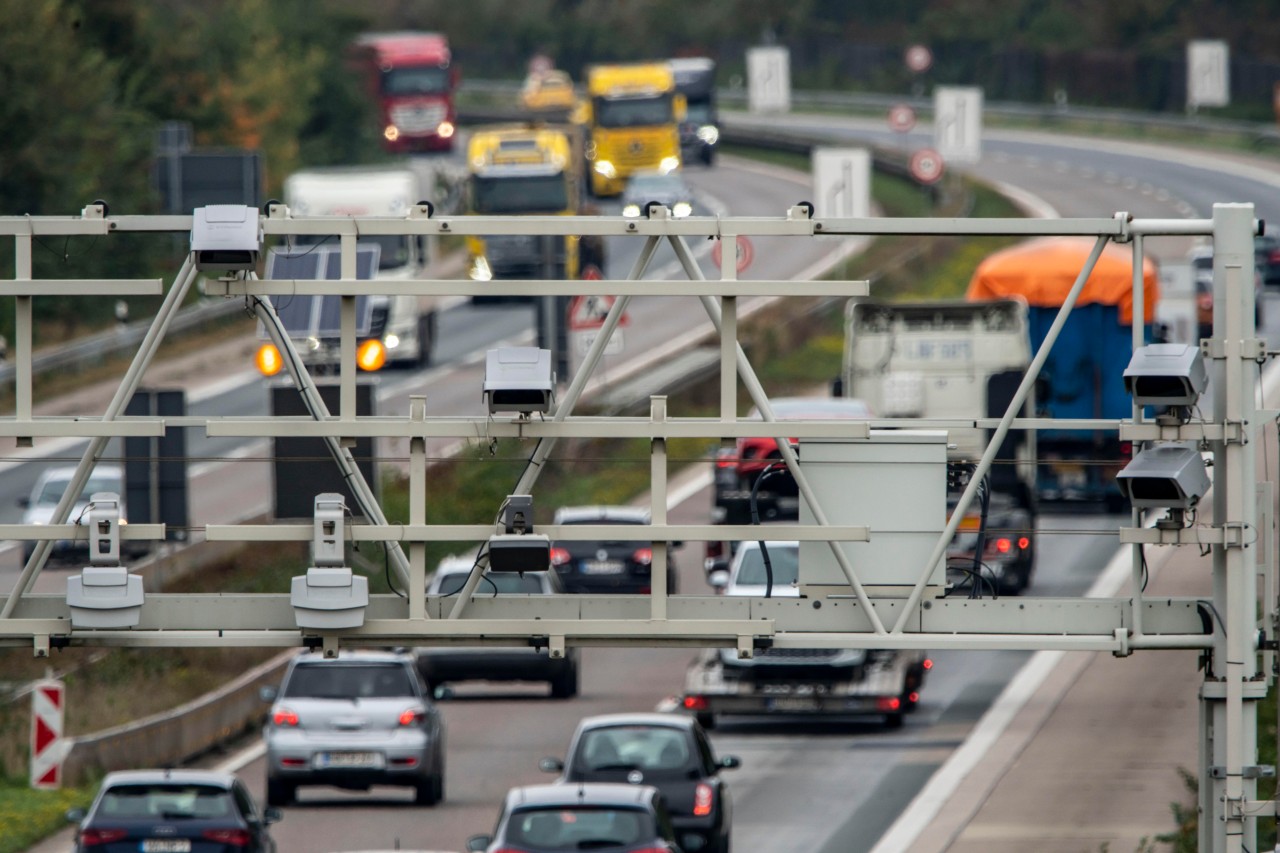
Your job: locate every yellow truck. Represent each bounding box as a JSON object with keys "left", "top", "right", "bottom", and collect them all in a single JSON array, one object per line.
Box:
[
  {"left": 465, "top": 125, "right": 603, "bottom": 298},
  {"left": 575, "top": 62, "right": 683, "bottom": 197}
]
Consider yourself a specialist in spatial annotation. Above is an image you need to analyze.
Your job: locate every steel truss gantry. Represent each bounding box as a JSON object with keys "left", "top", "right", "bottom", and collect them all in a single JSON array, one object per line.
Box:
[{"left": 0, "top": 203, "right": 1273, "bottom": 850}]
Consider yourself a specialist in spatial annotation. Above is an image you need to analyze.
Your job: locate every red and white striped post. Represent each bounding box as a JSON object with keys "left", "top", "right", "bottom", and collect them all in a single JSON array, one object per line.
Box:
[{"left": 30, "top": 679, "right": 65, "bottom": 789}]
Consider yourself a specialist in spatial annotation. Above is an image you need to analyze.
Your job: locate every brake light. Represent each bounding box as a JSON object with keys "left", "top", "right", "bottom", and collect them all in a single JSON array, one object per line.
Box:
[
  {"left": 1268, "top": 249, "right": 1280, "bottom": 264},
  {"left": 922, "top": 658, "right": 934, "bottom": 670},
  {"left": 876, "top": 696, "right": 902, "bottom": 712},
  {"left": 1018, "top": 536, "right": 1030, "bottom": 549},
  {"left": 908, "top": 691, "right": 920, "bottom": 704},
  {"left": 202, "top": 828, "right": 251, "bottom": 846},
  {"left": 272, "top": 707, "right": 299, "bottom": 726},
  {"left": 549, "top": 547, "right": 571, "bottom": 567},
  {"left": 399, "top": 707, "right": 425, "bottom": 726},
  {"left": 693, "top": 782, "right": 715, "bottom": 816},
  {"left": 1120, "top": 440, "right": 1133, "bottom": 457},
  {"left": 80, "top": 828, "right": 129, "bottom": 845},
  {"left": 632, "top": 547, "right": 652, "bottom": 566},
  {"left": 995, "top": 538, "right": 1012, "bottom": 554},
  {"left": 715, "top": 447, "right": 737, "bottom": 469},
  {"left": 683, "top": 694, "right": 709, "bottom": 711}
]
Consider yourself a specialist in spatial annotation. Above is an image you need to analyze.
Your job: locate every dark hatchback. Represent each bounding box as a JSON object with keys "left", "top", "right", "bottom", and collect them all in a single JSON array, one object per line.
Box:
[
  {"left": 467, "top": 782, "right": 682, "bottom": 853},
  {"left": 550, "top": 506, "right": 679, "bottom": 594},
  {"left": 540, "top": 713, "right": 739, "bottom": 853},
  {"left": 67, "top": 768, "right": 280, "bottom": 852}
]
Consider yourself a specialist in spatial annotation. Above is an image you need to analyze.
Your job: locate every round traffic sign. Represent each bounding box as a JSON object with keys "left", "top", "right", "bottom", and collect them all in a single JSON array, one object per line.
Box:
[
  {"left": 905, "top": 44, "right": 933, "bottom": 74},
  {"left": 888, "top": 103, "right": 916, "bottom": 133},
  {"left": 909, "top": 148, "right": 945, "bottom": 184},
  {"left": 711, "top": 235, "right": 754, "bottom": 273}
]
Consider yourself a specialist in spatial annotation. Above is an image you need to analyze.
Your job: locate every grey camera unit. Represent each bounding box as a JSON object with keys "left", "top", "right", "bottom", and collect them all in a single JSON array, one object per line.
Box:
[
  {"left": 484, "top": 347, "right": 555, "bottom": 414},
  {"left": 1115, "top": 443, "right": 1210, "bottom": 509},
  {"left": 1123, "top": 343, "right": 1208, "bottom": 407},
  {"left": 488, "top": 533, "right": 551, "bottom": 572},
  {"left": 190, "top": 204, "right": 262, "bottom": 271}
]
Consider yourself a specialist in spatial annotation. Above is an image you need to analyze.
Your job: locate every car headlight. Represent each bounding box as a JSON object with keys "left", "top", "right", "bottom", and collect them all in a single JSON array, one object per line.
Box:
[
  {"left": 696, "top": 125, "right": 719, "bottom": 144},
  {"left": 594, "top": 160, "right": 617, "bottom": 178},
  {"left": 622, "top": 203, "right": 641, "bottom": 218},
  {"left": 469, "top": 256, "right": 493, "bottom": 282},
  {"left": 659, "top": 156, "right": 680, "bottom": 174},
  {"left": 384, "top": 333, "right": 400, "bottom": 350},
  {"left": 673, "top": 201, "right": 693, "bottom": 218}
]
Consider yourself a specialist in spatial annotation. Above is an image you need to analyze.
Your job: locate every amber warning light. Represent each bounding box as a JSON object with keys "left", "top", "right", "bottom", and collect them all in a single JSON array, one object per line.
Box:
[{"left": 255, "top": 343, "right": 283, "bottom": 376}]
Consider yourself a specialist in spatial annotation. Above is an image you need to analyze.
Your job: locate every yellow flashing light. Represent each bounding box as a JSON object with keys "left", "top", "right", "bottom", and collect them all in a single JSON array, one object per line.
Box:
[
  {"left": 357, "top": 338, "right": 387, "bottom": 372},
  {"left": 255, "top": 343, "right": 283, "bottom": 376}
]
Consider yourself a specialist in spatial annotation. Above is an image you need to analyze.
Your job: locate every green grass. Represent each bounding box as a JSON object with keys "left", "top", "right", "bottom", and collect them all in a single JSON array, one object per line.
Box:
[{"left": 0, "top": 783, "right": 96, "bottom": 853}]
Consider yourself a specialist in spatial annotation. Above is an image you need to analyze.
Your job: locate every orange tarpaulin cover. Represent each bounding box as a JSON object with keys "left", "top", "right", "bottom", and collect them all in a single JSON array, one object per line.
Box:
[{"left": 966, "top": 236, "right": 1159, "bottom": 326}]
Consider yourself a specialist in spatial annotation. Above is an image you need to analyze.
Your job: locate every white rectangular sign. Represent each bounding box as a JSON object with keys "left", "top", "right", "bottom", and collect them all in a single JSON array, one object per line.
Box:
[
  {"left": 811, "top": 148, "right": 871, "bottom": 219},
  {"left": 574, "top": 329, "right": 623, "bottom": 356},
  {"left": 934, "top": 86, "right": 983, "bottom": 165},
  {"left": 1187, "top": 40, "right": 1230, "bottom": 108},
  {"left": 747, "top": 47, "right": 790, "bottom": 113}
]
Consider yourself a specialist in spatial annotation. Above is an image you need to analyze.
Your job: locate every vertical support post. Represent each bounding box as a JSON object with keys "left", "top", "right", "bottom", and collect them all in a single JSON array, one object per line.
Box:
[
  {"left": 1130, "top": 234, "right": 1146, "bottom": 638},
  {"left": 408, "top": 396, "right": 428, "bottom": 620},
  {"left": 340, "top": 231, "right": 357, "bottom": 423},
  {"left": 650, "top": 396, "right": 668, "bottom": 621},
  {"left": 14, "top": 229, "right": 32, "bottom": 434},
  {"left": 720, "top": 233, "right": 738, "bottom": 423}
]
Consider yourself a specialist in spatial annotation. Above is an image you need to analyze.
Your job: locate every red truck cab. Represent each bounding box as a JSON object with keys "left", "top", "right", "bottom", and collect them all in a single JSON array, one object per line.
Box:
[{"left": 349, "top": 31, "right": 458, "bottom": 154}]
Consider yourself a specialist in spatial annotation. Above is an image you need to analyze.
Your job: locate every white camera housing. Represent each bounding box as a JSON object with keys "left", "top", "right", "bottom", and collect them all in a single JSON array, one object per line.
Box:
[
  {"left": 1123, "top": 344, "right": 1208, "bottom": 407},
  {"left": 484, "top": 347, "right": 554, "bottom": 415},
  {"left": 1115, "top": 443, "right": 1210, "bottom": 509},
  {"left": 191, "top": 205, "right": 262, "bottom": 271}
]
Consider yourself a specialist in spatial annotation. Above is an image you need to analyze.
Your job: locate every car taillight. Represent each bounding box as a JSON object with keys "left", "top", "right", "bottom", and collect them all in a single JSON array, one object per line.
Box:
[
  {"left": 80, "top": 828, "right": 129, "bottom": 845},
  {"left": 202, "top": 828, "right": 251, "bottom": 846},
  {"left": 922, "top": 658, "right": 934, "bottom": 670},
  {"left": 715, "top": 447, "right": 737, "bottom": 469},
  {"left": 1018, "top": 536, "right": 1030, "bottom": 549},
  {"left": 693, "top": 782, "right": 715, "bottom": 816},
  {"left": 683, "top": 694, "right": 709, "bottom": 711},
  {"left": 399, "top": 706, "right": 425, "bottom": 726},
  {"left": 876, "top": 696, "right": 902, "bottom": 712},
  {"left": 272, "top": 707, "right": 299, "bottom": 726},
  {"left": 632, "top": 547, "right": 652, "bottom": 566},
  {"left": 550, "top": 547, "right": 571, "bottom": 567},
  {"left": 1268, "top": 249, "right": 1280, "bottom": 264},
  {"left": 994, "top": 538, "right": 1012, "bottom": 554}
]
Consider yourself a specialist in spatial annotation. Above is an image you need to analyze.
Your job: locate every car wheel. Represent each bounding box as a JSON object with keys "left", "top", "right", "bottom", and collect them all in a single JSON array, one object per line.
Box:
[
  {"left": 884, "top": 712, "right": 904, "bottom": 730},
  {"left": 549, "top": 664, "right": 578, "bottom": 699},
  {"left": 266, "top": 778, "right": 295, "bottom": 807},
  {"left": 415, "top": 772, "right": 443, "bottom": 806}
]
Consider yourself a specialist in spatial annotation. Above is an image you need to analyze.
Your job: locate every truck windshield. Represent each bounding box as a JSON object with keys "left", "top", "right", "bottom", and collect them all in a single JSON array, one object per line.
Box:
[
  {"left": 471, "top": 175, "right": 569, "bottom": 214},
  {"left": 684, "top": 100, "right": 714, "bottom": 125},
  {"left": 381, "top": 65, "right": 450, "bottom": 96},
  {"left": 595, "top": 94, "right": 673, "bottom": 128}
]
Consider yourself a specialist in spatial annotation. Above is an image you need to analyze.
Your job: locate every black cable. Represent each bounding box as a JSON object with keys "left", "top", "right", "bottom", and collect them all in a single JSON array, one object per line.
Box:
[
  {"left": 968, "top": 475, "right": 992, "bottom": 600},
  {"left": 442, "top": 546, "right": 498, "bottom": 597},
  {"left": 385, "top": 545, "right": 405, "bottom": 598},
  {"left": 750, "top": 460, "right": 790, "bottom": 598}
]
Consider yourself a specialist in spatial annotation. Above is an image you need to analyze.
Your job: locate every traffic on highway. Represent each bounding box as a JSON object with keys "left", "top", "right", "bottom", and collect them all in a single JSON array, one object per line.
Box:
[{"left": 6, "top": 13, "right": 1280, "bottom": 853}]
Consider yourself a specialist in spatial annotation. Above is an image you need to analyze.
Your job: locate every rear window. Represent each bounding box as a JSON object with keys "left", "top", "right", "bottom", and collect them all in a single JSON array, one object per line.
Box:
[
  {"left": 507, "top": 807, "right": 653, "bottom": 849},
  {"left": 436, "top": 572, "right": 544, "bottom": 595},
  {"left": 283, "top": 662, "right": 415, "bottom": 699},
  {"left": 734, "top": 546, "right": 800, "bottom": 587},
  {"left": 578, "top": 726, "right": 694, "bottom": 776},
  {"left": 98, "top": 783, "right": 233, "bottom": 820}
]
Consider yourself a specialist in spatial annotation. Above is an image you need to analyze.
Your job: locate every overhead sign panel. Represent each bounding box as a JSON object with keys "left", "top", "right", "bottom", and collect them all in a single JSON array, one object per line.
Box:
[
  {"left": 747, "top": 46, "right": 790, "bottom": 113},
  {"left": 1187, "top": 40, "right": 1230, "bottom": 108},
  {"left": 934, "top": 86, "right": 983, "bottom": 165},
  {"left": 811, "top": 148, "right": 871, "bottom": 219}
]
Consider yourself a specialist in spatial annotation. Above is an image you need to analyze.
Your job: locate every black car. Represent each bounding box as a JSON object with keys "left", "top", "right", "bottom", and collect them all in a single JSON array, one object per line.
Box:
[
  {"left": 417, "top": 555, "right": 580, "bottom": 698},
  {"left": 551, "top": 506, "right": 679, "bottom": 594},
  {"left": 540, "top": 713, "right": 739, "bottom": 853},
  {"left": 67, "top": 768, "right": 280, "bottom": 852},
  {"left": 467, "top": 782, "right": 682, "bottom": 853}
]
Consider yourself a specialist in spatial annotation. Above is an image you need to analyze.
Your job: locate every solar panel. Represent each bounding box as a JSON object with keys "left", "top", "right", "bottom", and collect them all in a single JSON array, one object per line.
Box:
[
  {"left": 317, "top": 246, "right": 379, "bottom": 336},
  {"left": 262, "top": 245, "right": 380, "bottom": 337},
  {"left": 264, "top": 250, "right": 323, "bottom": 334}
]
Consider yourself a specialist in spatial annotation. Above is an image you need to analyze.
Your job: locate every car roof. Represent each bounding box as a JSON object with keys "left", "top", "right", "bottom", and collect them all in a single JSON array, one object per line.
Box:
[
  {"left": 289, "top": 648, "right": 414, "bottom": 665},
  {"left": 507, "top": 781, "right": 659, "bottom": 809},
  {"left": 101, "top": 768, "right": 237, "bottom": 788},
  {"left": 553, "top": 505, "right": 650, "bottom": 524},
  {"left": 574, "top": 711, "right": 696, "bottom": 732},
  {"left": 36, "top": 463, "right": 123, "bottom": 483},
  {"left": 749, "top": 397, "right": 874, "bottom": 419}
]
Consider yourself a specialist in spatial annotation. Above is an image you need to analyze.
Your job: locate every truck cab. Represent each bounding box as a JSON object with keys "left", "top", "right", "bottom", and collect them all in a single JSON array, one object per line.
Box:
[
  {"left": 349, "top": 31, "right": 457, "bottom": 154},
  {"left": 577, "top": 63, "right": 684, "bottom": 197},
  {"left": 670, "top": 57, "right": 718, "bottom": 166}
]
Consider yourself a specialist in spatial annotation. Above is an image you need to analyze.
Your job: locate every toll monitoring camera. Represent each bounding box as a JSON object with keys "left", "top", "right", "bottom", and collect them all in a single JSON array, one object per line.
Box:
[
  {"left": 191, "top": 204, "right": 262, "bottom": 272},
  {"left": 488, "top": 533, "right": 551, "bottom": 573},
  {"left": 1123, "top": 344, "right": 1208, "bottom": 407},
  {"left": 67, "top": 568, "right": 145, "bottom": 629},
  {"left": 290, "top": 493, "right": 368, "bottom": 629},
  {"left": 1115, "top": 442, "right": 1210, "bottom": 510},
  {"left": 484, "top": 347, "right": 554, "bottom": 415}
]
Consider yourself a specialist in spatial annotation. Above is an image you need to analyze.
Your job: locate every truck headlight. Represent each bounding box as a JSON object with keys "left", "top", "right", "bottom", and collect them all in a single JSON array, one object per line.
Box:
[
  {"left": 622, "top": 203, "right": 641, "bottom": 218},
  {"left": 696, "top": 125, "right": 719, "bottom": 144},
  {"left": 469, "top": 256, "right": 493, "bottom": 281},
  {"left": 384, "top": 124, "right": 400, "bottom": 142},
  {"left": 594, "top": 160, "right": 617, "bottom": 179},
  {"left": 659, "top": 156, "right": 680, "bottom": 174},
  {"left": 672, "top": 202, "right": 693, "bottom": 218},
  {"left": 384, "top": 333, "right": 400, "bottom": 350},
  {"left": 438, "top": 121, "right": 455, "bottom": 139}
]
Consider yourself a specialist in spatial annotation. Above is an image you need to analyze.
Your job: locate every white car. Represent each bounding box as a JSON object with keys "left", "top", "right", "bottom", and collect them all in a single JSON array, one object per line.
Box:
[
  {"left": 19, "top": 464, "right": 126, "bottom": 562},
  {"left": 713, "top": 539, "right": 800, "bottom": 597}
]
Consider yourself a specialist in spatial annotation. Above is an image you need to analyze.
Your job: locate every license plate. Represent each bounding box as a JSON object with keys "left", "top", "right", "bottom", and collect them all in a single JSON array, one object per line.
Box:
[
  {"left": 581, "top": 560, "right": 624, "bottom": 575},
  {"left": 767, "top": 696, "right": 820, "bottom": 712},
  {"left": 142, "top": 841, "right": 192, "bottom": 853},
  {"left": 315, "top": 751, "right": 383, "bottom": 769}
]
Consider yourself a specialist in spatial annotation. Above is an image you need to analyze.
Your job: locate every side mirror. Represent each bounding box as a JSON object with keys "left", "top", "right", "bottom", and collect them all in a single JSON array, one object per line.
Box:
[
  {"left": 707, "top": 569, "right": 730, "bottom": 591},
  {"left": 259, "top": 685, "right": 278, "bottom": 703},
  {"left": 539, "top": 757, "right": 564, "bottom": 774},
  {"left": 466, "top": 835, "right": 492, "bottom": 852},
  {"left": 263, "top": 806, "right": 283, "bottom": 825},
  {"left": 65, "top": 807, "right": 86, "bottom": 823},
  {"left": 718, "top": 755, "right": 741, "bottom": 771}
]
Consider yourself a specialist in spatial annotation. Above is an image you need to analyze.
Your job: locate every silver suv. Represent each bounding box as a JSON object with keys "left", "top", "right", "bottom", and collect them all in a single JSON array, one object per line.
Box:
[{"left": 261, "top": 649, "right": 445, "bottom": 807}]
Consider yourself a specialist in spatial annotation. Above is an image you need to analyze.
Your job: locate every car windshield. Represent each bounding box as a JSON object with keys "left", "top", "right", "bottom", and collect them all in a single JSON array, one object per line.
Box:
[
  {"left": 507, "top": 806, "right": 652, "bottom": 848},
  {"left": 578, "top": 725, "right": 693, "bottom": 775},
  {"left": 381, "top": 65, "right": 449, "bottom": 96},
  {"left": 436, "top": 572, "right": 544, "bottom": 595},
  {"left": 283, "top": 662, "right": 415, "bottom": 699},
  {"left": 98, "top": 784, "right": 232, "bottom": 820},
  {"left": 36, "top": 472, "right": 118, "bottom": 506},
  {"left": 595, "top": 94, "right": 673, "bottom": 128},
  {"left": 734, "top": 545, "right": 800, "bottom": 587},
  {"left": 626, "top": 175, "right": 685, "bottom": 198}
]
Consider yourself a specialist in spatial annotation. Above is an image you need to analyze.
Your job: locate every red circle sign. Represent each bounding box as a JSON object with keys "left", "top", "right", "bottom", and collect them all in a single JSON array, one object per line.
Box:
[
  {"left": 711, "top": 235, "right": 754, "bottom": 273},
  {"left": 909, "top": 148, "right": 945, "bottom": 184},
  {"left": 905, "top": 44, "right": 933, "bottom": 73},
  {"left": 888, "top": 104, "right": 916, "bottom": 133}
]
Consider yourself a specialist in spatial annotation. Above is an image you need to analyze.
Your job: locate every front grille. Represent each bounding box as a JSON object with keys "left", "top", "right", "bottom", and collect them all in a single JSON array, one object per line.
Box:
[{"left": 390, "top": 103, "right": 446, "bottom": 133}]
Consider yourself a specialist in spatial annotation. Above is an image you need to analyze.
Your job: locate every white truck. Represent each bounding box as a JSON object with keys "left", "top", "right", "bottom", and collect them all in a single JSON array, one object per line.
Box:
[
  {"left": 269, "top": 166, "right": 441, "bottom": 369},
  {"left": 841, "top": 298, "right": 1038, "bottom": 594}
]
